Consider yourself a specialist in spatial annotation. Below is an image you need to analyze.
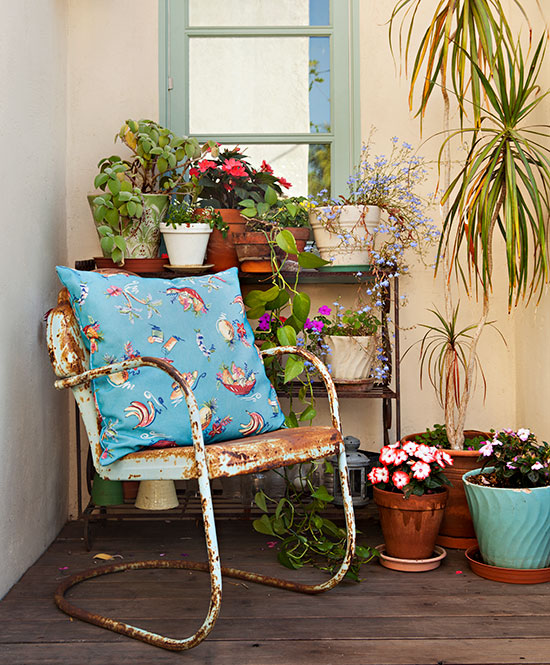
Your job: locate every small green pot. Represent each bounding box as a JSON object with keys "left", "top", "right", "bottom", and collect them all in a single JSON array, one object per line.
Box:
[
  {"left": 91, "top": 473, "right": 124, "bottom": 506},
  {"left": 88, "top": 193, "right": 169, "bottom": 259},
  {"left": 463, "top": 467, "right": 550, "bottom": 569}
]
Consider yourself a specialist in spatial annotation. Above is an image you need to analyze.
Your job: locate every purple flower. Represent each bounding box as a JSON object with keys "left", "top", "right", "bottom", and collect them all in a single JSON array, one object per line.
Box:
[
  {"left": 318, "top": 305, "right": 332, "bottom": 316},
  {"left": 257, "top": 313, "right": 272, "bottom": 331},
  {"left": 312, "top": 320, "right": 324, "bottom": 333}
]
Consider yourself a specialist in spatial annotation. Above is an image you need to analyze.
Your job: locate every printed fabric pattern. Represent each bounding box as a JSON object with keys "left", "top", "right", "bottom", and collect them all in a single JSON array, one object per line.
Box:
[{"left": 56, "top": 266, "right": 284, "bottom": 464}]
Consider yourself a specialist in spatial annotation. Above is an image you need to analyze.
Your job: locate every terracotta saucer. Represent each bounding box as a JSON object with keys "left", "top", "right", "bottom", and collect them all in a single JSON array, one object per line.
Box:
[
  {"left": 376, "top": 544, "right": 447, "bottom": 572},
  {"left": 465, "top": 546, "right": 550, "bottom": 584}
]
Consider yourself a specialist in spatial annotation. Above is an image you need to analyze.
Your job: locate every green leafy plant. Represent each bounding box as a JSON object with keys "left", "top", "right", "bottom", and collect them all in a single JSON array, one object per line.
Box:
[
  {"left": 253, "top": 461, "right": 377, "bottom": 580},
  {"left": 92, "top": 118, "right": 217, "bottom": 263},
  {"left": 163, "top": 200, "right": 228, "bottom": 235},
  {"left": 240, "top": 188, "right": 310, "bottom": 229},
  {"left": 413, "top": 423, "right": 486, "bottom": 451},
  {"left": 310, "top": 305, "right": 380, "bottom": 337}
]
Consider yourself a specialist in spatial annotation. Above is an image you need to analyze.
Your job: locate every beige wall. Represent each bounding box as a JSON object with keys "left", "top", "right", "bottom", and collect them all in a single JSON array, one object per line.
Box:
[{"left": 0, "top": 0, "right": 70, "bottom": 597}]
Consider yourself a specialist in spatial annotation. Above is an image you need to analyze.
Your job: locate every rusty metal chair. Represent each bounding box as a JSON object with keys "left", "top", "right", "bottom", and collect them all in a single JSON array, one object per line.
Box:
[{"left": 46, "top": 287, "right": 356, "bottom": 652}]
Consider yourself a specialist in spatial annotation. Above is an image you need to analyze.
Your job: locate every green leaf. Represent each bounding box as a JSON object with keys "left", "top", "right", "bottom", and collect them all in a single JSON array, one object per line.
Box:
[
  {"left": 157, "top": 157, "right": 168, "bottom": 173},
  {"left": 311, "top": 486, "right": 334, "bottom": 503},
  {"left": 265, "top": 290, "right": 290, "bottom": 310},
  {"left": 292, "top": 292, "right": 311, "bottom": 324},
  {"left": 107, "top": 177, "right": 121, "bottom": 196},
  {"left": 253, "top": 514, "right": 275, "bottom": 536},
  {"left": 275, "top": 229, "right": 298, "bottom": 255},
  {"left": 100, "top": 236, "right": 115, "bottom": 254},
  {"left": 114, "top": 236, "right": 126, "bottom": 252},
  {"left": 299, "top": 405, "right": 317, "bottom": 421},
  {"left": 126, "top": 201, "right": 137, "bottom": 217},
  {"left": 239, "top": 199, "right": 256, "bottom": 208},
  {"left": 111, "top": 247, "right": 123, "bottom": 264},
  {"left": 265, "top": 185, "right": 278, "bottom": 206},
  {"left": 298, "top": 252, "right": 330, "bottom": 268},
  {"left": 285, "top": 411, "right": 299, "bottom": 428},
  {"left": 94, "top": 172, "right": 109, "bottom": 189},
  {"left": 254, "top": 491, "right": 268, "bottom": 513},
  {"left": 245, "top": 306, "right": 266, "bottom": 320},
  {"left": 277, "top": 325, "right": 297, "bottom": 346},
  {"left": 93, "top": 205, "right": 106, "bottom": 222},
  {"left": 241, "top": 208, "right": 257, "bottom": 218},
  {"left": 284, "top": 355, "right": 305, "bottom": 383},
  {"left": 277, "top": 550, "right": 302, "bottom": 570},
  {"left": 105, "top": 208, "right": 120, "bottom": 227},
  {"left": 257, "top": 202, "right": 270, "bottom": 217},
  {"left": 118, "top": 191, "right": 132, "bottom": 202}
]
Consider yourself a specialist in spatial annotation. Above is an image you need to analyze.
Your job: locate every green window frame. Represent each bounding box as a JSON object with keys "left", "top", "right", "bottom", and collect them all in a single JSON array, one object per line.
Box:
[{"left": 159, "top": 0, "right": 360, "bottom": 196}]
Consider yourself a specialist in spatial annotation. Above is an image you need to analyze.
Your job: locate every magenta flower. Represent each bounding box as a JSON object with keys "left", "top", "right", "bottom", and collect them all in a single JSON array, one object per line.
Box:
[
  {"left": 318, "top": 305, "right": 332, "bottom": 316},
  {"left": 257, "top": 313, "right": 272, "bottom": 332}
]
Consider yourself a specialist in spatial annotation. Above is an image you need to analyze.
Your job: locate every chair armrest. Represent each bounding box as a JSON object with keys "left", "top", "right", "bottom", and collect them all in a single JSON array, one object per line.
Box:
[{"left": 260, "top": 346, "right": 341, "bottom": 432}]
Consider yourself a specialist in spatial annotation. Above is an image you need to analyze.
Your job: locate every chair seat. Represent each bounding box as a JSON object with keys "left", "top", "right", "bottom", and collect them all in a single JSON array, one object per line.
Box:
[{"left": 96, "top": 425, "right": 342, "bottom": 481}]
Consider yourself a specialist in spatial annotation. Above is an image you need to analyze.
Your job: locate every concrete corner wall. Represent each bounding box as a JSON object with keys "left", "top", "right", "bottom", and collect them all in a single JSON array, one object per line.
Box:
[{"left": 0, "top": 0, "right": 69, "bottom": 598}]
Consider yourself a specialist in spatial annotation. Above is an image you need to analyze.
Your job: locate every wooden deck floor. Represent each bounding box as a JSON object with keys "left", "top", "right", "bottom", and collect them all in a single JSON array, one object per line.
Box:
[{"left": 2, "top": 511, "right": 550, "bottom": 665}]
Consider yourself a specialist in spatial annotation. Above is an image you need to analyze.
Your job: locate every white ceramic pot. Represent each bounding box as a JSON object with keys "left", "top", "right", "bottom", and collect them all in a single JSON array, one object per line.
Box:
[
  {"left": 309, "top": 204, "right": 380, "bottom": 267},
  {"left": 160, "top": 222, "right": 212, "bottom": 266},
  {"left": 324, "top": 334, "right": 377, "bottom": 381}
]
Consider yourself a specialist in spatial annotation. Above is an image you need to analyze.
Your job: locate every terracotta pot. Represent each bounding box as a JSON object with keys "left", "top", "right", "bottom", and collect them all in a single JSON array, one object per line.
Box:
[
  {"left": 93, "top": 257, "right": 167, "bottom": 274},
  {"left": 402, "top": 431, "right": 485, "bottom": 549},
  {"left": 233, "top": 227, "right": 310, "bottom": 263},
  {"left": 122, "top": 480, "right": 140, "bottom": 503},
  {"left": 205, "top": 209, "right": 246, "bottom": 271},
  {"left": 373, "top": 486, "right": 448, "bottom": 560}
]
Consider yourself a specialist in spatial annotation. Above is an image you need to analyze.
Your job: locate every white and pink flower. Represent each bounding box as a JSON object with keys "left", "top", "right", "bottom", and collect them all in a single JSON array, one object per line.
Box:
[
  {"left": 479, "top": 441, "right": 494, "bottom": 457},
  {"left": 393, "top": 449, "right": 409, "bottom": 465},
  {"left": 434, "top": 450, "right": 453, "bottom": 468},
  {"left": 411, "top": 461, "right": 431, "bottom": 480},
  {"left": 402, "top": 441, "right": 418, "bottom": 456},
  {"left": 414, "top": 444, "right": 436, "bottom": 464},
  {"left": 392, "top": 470, "right": 410, "bottom": 489},
  {"left": 379, "top": 446, "right": 397, "bottom": 465},
  {"left": 367, "top": 466, "right": 389, "bottom": 484}
]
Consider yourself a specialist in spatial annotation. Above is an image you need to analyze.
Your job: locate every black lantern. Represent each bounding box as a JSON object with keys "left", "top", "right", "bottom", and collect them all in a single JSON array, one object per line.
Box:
[{"left": 333, "top": 436, "right": 372, "bottom": 507}]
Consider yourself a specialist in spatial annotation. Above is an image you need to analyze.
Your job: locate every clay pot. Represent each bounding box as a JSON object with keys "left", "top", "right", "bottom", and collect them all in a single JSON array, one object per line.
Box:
[
  {"left": 205, "top": 209, "right": 246, "bottom": 271},
  {"left": 373, "top": 486, "right": 448, "bottom": 560},
  {"left": 94, "top": 257, "right": 167, "bottom": 273},
  {"left": 233, "top": 227, "right": 310, "bottom": 262},
  {"left": 402, "top": 431, "right": 485, "bottom": 549}
]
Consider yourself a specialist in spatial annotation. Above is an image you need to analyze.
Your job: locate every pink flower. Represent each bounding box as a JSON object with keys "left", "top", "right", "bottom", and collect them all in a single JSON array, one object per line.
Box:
[
  {"left": 402, "top": 441, "right": 418, "bottom": 456},
  {"left": 198, "top": 159, "right": 216, "bottom": 172},
  {"left": 392, "top": 470, "right": 410, "bottom": 489},
  {"left": 318, "top": 305, "right": 332, "bottom": 316},
  {"left": 518, "top": 428, "right": 530, "bottom": 441},
  {"left": 222, "top": 158, "right": 247, "bottom": 177},
  {"left": 379, "top": 446, "right": 397, "bottom": 465},
  {"left": 260, "top": 160, "right": 274, "bottom": 174},
  {"left": 106, "top": 286, "right": 122, "bottom": 297},
  {"left": 411, "top": 461, "right": 431, "bottom": 480},
  {"left": 278, "top": 176, "right": 292, "bottom": 189},
  {"left": 367, "top": 466, "right": 389, "bottom": 484},
  {"left": 479, "top": 441, "right": 494, "bottom": 457},
  {"left": 393, "top": 449, "right": 408, "bottom": 465}
]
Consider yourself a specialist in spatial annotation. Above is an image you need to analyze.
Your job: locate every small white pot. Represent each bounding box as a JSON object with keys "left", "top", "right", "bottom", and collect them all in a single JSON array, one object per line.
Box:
[
  {"left": 324, "top": 334, "right": 377, "bottom": 381},
  {"left": 160, "top": 222, "right": 212, "bottom": 266},
  {"left": 309, "top": 204, "right": 380, "bottom": 266}
]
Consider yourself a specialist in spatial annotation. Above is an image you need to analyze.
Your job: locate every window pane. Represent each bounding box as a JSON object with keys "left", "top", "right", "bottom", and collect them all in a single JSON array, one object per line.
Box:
[
  {"left": 189, "top": 37, "right": 329, "bottom": 135},
  {"left": 215, "top": 143, "right": 330, "bottom": 197},
  {"left": 189, "top": 0, "right": 329, "bottom": 27}
]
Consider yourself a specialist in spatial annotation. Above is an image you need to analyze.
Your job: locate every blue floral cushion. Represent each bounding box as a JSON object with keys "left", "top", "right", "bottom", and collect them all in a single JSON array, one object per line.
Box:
[{"left": 56, "top": 267, "right": 284, "bottom": 464}]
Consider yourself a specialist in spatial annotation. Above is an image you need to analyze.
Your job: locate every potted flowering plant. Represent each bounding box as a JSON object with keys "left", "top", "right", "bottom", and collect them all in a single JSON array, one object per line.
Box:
[
  {"left": 305, "top": 304, "right": 381, "bottom": 384},
  {"left": 160, "top": 200, "right": 228, "bottom": 267},
  {"left": 463, "top": 428, "right": 550, "bottom": 575},
  {"left": 368, "top": 440, "right": 452, "bottom": 563},
  {"left": 308, "top": 136, "right": 438, "bottom": 273},
  {"left": 190, "top": 147, "right": 292, "bottom": 271}
]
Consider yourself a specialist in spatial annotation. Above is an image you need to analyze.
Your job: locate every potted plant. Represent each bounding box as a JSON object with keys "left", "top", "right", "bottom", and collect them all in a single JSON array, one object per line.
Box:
[
  {"left": 190, "top": 147, "right": 292, "bottom": 271},
  {"left": 90, "top": 118, "right": 216, "bottom": 266},
  {"left": 463, "top": 428, "right": 550, "bottom": 579},
  {"left": 368, "top": 440, "right": 453, "bottom": 567},
  {"left": 160, "top": 200, "right": 228, "bottom": 267},
  {"left": 234, "top": 190, "right": 311, "bottom": 271},
  {"left": 305, "top": 304, "right": 381, "bottom": 384},
  {"left": 308, "top": 136, "right": 436, "bottom": 270}
]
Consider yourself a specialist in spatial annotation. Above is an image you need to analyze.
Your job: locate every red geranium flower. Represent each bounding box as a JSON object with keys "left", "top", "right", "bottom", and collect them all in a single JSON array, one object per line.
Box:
[
  {"left": 278, "top": 176, "right": 292, "bottom": 189},
  {"left": 189, "top": 167, "right": 200, "bottom": 178},
  {"left": 260, "top": 160, "right": 274, "bottom": 174},
  {"left": 222, "top": 158, "right": 247, "bottom": 177},
  {"left": 198, "top": 159, "right": 217, "bottom": 172}
]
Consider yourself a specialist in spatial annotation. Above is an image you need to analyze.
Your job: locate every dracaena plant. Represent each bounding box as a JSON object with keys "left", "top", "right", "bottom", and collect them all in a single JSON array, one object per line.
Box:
[{"left": 390, "top": 1, "right": 547, "bottom": 449}]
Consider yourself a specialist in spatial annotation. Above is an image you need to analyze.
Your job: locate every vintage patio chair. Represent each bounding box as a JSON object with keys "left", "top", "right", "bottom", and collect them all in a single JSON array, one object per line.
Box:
[{"left": 46, "top": 276, "right": 356, "bottom": 652}]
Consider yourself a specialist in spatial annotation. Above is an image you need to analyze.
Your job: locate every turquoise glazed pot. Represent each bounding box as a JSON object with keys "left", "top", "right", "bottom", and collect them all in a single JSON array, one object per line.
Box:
[{"left": 463, "top": 467, "right": 550, "bottom": 569}]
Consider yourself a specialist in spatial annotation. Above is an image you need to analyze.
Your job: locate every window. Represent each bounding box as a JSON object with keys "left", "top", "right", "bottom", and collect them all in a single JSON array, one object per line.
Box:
[{"left": 160, "top": 0, "right": 360, "bottom": 197}]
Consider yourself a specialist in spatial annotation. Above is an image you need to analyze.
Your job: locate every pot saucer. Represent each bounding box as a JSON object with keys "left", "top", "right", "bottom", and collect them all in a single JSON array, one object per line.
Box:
[
  {"left": 376, "top": 544, "right": 447, "bottom": 572},
  {"left": 163, "top": 264, "right": 213, "bottom": 275},
  {"left": 465, "top": 546, "right": 550, "bottom": 584}
]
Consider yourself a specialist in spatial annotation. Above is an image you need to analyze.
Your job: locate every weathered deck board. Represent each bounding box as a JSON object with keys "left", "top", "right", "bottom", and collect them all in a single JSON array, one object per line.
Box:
[{"left": 2, "top": 518, "right": 550, "bottom": 665}]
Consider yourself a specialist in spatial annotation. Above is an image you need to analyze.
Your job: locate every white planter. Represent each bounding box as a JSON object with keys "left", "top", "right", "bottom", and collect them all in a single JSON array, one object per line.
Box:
[
  {"left": 324, "top": 335, "right": 377, "bottom": 381},
  {"left": 160, "top": 222, "right": 212, "bottom": 266},
  {"left": 309, "top": 204, "right": 380, "bottom": 267}
]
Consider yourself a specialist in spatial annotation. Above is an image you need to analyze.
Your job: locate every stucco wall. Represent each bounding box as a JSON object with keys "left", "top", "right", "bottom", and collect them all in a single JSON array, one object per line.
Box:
[{"left": 0, "top": 0, "right": 69, "bottom": 598}]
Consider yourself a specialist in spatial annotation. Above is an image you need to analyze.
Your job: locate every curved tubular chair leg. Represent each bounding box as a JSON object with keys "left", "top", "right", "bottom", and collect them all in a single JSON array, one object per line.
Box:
[{"left": 53, "top": 350, "right": 356, "bottom": 650}]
